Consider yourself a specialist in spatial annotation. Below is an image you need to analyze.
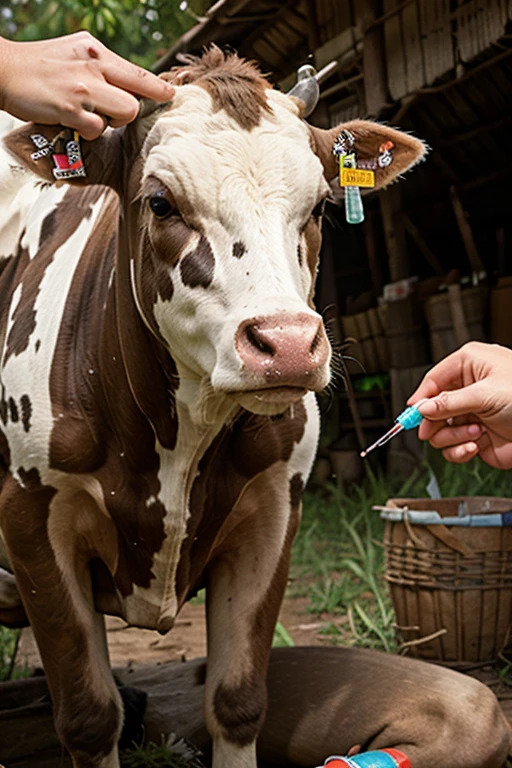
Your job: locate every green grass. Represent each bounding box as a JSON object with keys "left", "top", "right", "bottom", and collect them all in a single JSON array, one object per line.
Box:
[{"left": 290, "top": 457, "right": 512, "bottom": 652}]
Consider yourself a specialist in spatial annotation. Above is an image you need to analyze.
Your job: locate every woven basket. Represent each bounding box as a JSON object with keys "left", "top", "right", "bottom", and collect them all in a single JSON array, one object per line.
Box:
[{"left": 383, "top": 497, "right": 512, "bottom": 663}]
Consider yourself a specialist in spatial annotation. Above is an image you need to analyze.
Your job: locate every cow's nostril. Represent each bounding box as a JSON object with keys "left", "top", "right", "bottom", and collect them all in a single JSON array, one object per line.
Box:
[{"left": 246, "top": 325, "right": 275, "bottom": 356}]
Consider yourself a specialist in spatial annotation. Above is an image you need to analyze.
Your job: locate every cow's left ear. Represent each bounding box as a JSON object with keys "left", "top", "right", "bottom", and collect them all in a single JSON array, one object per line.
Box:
[
  {"left": 309, "top": 119, "right": 427, "bottom": 190},
  {"left": 2, "top": 122, "right": 124, "bottom": 189}
]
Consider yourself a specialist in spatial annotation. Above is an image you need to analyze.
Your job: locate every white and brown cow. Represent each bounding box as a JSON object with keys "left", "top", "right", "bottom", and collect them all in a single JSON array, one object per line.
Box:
[{"left": 0, "top": 49, "right": 425, "bottom": 768}]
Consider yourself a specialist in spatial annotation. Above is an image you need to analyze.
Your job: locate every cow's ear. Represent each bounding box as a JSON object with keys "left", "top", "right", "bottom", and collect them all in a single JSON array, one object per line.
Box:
[
  {"left": 309, "top": 119, "right": 427, "bottom": 190},
  {"left": 2, "top": 123, "right": 124, "bottom": 190}
]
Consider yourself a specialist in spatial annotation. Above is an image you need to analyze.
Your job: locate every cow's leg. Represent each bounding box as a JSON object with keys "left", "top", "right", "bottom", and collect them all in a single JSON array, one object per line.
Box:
[
  {"left": 0, "top": 478, "right": 122, "bottom": 768},
  {"left": 204, "top": 466, "right": 301, "bottom": 768}
]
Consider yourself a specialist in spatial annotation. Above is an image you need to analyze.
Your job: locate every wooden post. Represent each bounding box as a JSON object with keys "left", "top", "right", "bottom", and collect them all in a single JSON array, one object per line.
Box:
[
  {"left": 358, "top": 0, "right": 389, "bottom": 115},
  {"left": 305, "top": 0, "right": 320, "bottom": 54},
  {"left": 364, "top": 208, "right": 384, "bottom": 297},
  {"left": 379, "top": 185, "right": 410, "bottom": 281},
  {"left": 449, "top": 186, "right": 486, "bottom": 277}
]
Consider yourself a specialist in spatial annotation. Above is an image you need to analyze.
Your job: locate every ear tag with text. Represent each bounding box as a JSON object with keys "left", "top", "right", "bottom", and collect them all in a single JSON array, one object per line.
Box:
[
  {"left": 51, "top": 130, "right": 86, "bottom": 180},
  {"left": 30, "top": 129, "right": 86, "bottom": 180},
  {"left": 332, "top": 130, "right": 367, "bottom": 225},
  {"left": 340, "top": 154, "right": 365, "bottom": 224},
  {"left": 30, "top": 134, "right": 53, "bottom": 161}
]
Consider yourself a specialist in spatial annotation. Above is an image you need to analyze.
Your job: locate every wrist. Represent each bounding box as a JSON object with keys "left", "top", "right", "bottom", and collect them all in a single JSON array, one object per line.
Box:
[{"left": 0, "top": 36, "right": 17, "bottom": 114}]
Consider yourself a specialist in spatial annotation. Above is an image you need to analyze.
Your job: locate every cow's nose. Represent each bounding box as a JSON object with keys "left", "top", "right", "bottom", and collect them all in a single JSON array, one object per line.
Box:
[{"left": 235, "top": 312, "right": 330, "bottom": 389}]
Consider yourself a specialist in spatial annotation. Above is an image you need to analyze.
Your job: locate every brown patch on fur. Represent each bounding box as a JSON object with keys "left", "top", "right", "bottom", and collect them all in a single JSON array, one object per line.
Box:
[
  {"left": 0, "top": 477, "right": 122, "bottom": 763},
  {"left": 3, "top": 187, "right": 104, "bottom": 366},
  {"left": 148, "top": 216, "right": 194, "bottom": 267},
  {"left": 180, "top": 235, "right": 215, "bottom": 289},
  {"left": 289, "top": 472, "right": 304, "bottom": 508},
  {"left": 176, "top": 401, "right": 307, "bottom": 602},
  {"left": 232, "top": 241, "right": 247, "bottom": 259},
  {"left": 303, "top": 218, "right": 322, "bottom": 307},
  {"left": 169, "top": 45, "right": 272, "bottom": 131}
]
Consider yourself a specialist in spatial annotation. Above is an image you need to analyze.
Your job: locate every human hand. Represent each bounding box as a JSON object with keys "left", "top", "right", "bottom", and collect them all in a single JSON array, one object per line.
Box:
[
  {"left": 408, "top": 341, "right": 512, "bottom": 469},
  {"left": 0, "top": 31, "right": 174, "bottom": 140}
]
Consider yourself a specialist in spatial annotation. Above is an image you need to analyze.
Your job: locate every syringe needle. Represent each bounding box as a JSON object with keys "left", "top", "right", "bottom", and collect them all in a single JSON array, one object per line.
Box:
[
  {"left": 360, "top": 423, "right": 404, "bottom": 458},
  {"left": 359, "top": 401, "right": 426, "bottom": 459}
]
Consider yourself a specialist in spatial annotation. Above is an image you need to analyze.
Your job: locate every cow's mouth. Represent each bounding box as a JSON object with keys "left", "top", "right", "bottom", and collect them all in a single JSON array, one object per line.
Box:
[{"left": 230, "top": 386, "right": 307, "bottom": 415}]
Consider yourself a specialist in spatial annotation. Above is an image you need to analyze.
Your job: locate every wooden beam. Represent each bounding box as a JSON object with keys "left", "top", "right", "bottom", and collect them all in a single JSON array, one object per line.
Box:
[
  {"left": 450, "top": 187, "right": 486, "bottom": 276},
  {"left": 305, "top": 0, "right": 320, "bottom": 52},
  {"left": 379, "top": 185, "right": 410, "bottom": 282},
  {"left": 358, "top": 0, "right": 389, "bottom": 115},
  {"left": 402, "top": 214, "right": 445, "bottom": 275}
]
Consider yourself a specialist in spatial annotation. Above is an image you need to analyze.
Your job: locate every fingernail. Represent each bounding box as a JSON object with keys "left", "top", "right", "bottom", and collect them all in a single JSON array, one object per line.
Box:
[{"left": 468, "top": 424, "right": 481, "bottom": 436}]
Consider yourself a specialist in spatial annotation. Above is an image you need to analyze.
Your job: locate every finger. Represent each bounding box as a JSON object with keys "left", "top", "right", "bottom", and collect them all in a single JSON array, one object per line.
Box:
[
  {"left": 100, "top": 54, "right": 175, "bottom": 103},
  {"left": 442, "top": 442, "right": 480, "bottom": 464},
  {"left": 61, "top": 110, "right": 106, "bottom": 141},
  {"left": 75, "top": 80, "right": 142, "bottom": 127},
  {"left": 416, "top": 381, "right": 490, "bottom": 422},
  {"left": 426, "top": 423, "right": 483, "bottom": 449},
  {"left": 407, "top": 349, "right": 469, "bottom": 406},
  {"left": 407, "top": 375, "right": 442, "bottom": 405}
]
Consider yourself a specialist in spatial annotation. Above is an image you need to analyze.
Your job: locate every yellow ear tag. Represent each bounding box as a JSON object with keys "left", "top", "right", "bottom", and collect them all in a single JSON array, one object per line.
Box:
[{"left": 340, "top": 156, "right": 375, "bottom": 188}]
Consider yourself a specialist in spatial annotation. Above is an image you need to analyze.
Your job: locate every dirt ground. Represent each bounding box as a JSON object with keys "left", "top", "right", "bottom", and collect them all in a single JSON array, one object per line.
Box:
[{"left": 16, "top": 595, "right": 338, "bottom": 670}]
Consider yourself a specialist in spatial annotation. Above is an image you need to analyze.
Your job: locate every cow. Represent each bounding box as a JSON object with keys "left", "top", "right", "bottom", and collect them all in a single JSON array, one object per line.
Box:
[{"left": 0, "top": 47, "right": 426, "bottom": 768}]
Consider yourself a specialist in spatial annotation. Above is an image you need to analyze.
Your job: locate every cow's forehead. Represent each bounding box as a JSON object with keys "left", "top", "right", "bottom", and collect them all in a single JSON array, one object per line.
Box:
[{"left": 141, "top": 85, "right": 328, "bottom": 220}]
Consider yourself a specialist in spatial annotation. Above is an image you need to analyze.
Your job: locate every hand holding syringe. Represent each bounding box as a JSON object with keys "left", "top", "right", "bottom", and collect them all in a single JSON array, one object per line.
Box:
[{"left": 360, "top": 400, "right": 428, "bottom": 458}]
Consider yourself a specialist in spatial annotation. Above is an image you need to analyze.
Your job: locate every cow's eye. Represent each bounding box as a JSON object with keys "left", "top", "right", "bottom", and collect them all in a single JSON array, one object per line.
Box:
[
  {"left": 149, "top": 196, "right": 173, "bottom": 219},
  {"left": 312, "top": 199, "right": 326, "bottom": 219}
]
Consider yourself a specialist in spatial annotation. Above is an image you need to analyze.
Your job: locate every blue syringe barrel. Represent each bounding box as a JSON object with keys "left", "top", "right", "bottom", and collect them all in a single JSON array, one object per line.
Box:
[{"left": 396, "top": 404, "right": 423, "bottom": 431}]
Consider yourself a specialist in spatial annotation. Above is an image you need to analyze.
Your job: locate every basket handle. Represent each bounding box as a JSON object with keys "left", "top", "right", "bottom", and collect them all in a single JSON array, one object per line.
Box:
[{"left": 425, "top": 523, "right": 474, "bottom": 555}]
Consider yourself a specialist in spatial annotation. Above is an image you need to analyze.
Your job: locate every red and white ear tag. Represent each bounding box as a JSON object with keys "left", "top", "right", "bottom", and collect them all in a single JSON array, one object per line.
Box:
[
  {"left": 51, "top": 130, "right": 86, "bottom": 180},
  {"left": 30, "top": 129, "right": 86, "bottom": 180},
  {"left": 378, "top": 140, "right": 394, "bottom": 168}
]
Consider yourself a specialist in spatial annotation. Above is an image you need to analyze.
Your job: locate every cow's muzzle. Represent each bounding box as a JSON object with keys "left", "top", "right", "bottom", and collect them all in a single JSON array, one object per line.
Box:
[{"left": 235, "top": 311, "right": 331, "bottom": 396}]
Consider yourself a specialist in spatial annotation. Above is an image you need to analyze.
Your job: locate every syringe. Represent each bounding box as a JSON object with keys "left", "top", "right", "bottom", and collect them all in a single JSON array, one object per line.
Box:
[{"left": 360, "top": 401, "right": 426, "bottom": 458}]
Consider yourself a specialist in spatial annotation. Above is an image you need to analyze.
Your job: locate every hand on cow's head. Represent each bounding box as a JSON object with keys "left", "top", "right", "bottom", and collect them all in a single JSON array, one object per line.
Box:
[{"left": 1, "top": 90, "right": 172, "bottom": 191}]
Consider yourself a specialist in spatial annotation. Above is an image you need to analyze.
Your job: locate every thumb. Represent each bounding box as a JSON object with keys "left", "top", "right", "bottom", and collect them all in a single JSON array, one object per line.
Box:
[{"left": 418, "top": 382, "right": 489, "bottom": 421}]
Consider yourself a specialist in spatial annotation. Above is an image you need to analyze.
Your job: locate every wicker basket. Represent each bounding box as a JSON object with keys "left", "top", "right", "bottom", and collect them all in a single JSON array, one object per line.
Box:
[{"left": 383, "top": 497, "right": 512, "bottom": 663}]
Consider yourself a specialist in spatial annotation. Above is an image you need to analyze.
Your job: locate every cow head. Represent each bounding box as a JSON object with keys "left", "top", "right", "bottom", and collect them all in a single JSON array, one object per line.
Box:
[{"left": 4, "top": 48, "right": 426, "bottom": 418}]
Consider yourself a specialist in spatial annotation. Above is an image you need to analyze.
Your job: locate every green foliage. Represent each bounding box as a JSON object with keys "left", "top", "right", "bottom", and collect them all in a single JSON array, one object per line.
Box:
[
  {"left": 0, "top": 0, "right": 215, "bottom": 68},
  {"left": 0, "top": 626, "right": 23, "bottom": 680},
  {"left": 292, "top": 458, "right": 512, "bottom": 652}
]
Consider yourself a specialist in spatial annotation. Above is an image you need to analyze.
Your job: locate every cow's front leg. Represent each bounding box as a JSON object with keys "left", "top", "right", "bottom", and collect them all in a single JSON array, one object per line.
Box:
[
  {"left": 0, "top": 479, "right": 122, "bottom": 768},
  {"left": 204, "top": 467, "right": 302, "bottom": 768}
]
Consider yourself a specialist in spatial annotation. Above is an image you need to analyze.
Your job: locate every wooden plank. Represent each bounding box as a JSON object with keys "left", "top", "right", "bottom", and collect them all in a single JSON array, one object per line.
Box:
[
  {"left": 380, "top": 185, "right": 410, "bottom": 282},
  {"left": 450, "top": 186, "right": 486, "bottom": 276},
  {"left": 419, "top": 0, "right": 434, "bottom": 84},
  {"left": 359, "top": 0, "right": 389, "bottom": 115},
  {"left": 383, "top": 0, "right": 408, "bottom": 100},
  {"left": 438, "top": 0, "right": 454, "bottom": 76},
  {"left": 402, "top": 0, "right": 425, "bottom": 92}
]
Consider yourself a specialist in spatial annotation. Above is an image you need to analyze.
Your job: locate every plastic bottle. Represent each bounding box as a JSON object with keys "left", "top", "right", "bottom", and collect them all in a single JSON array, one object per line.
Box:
[{"left": 319, "top": 748, "right": 411, "bottom": 768}]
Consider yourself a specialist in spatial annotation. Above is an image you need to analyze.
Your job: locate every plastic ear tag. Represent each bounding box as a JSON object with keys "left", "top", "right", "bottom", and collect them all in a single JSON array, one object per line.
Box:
[
  {"left": 378, "top": 140, "right": 394, "bottom": 168},
  {"left": 30, "top": 130, "right": 86, "bottom": 179},
  {"left": 341, "top": 154, "right": 365, "bottom": 225},
  {"left": 30, "top": 134, "right": 53, "bottom": 161},
  {"left": 339, "top": 155, "right": 375, "bottom": 188},
  {"left": 51, "top": 130, "right": 86, "bottom": 180}
]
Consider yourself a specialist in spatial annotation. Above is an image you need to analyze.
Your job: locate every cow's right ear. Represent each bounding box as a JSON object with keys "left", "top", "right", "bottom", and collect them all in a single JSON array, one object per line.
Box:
[{"left": 2, "top": 123, "right": 124, "bottom": 190}]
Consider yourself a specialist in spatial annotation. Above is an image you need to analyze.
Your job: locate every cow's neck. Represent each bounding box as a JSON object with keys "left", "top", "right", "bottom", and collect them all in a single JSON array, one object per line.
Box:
[{"left": 112, "top": 202, "right": 237, "bottom": 445}]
